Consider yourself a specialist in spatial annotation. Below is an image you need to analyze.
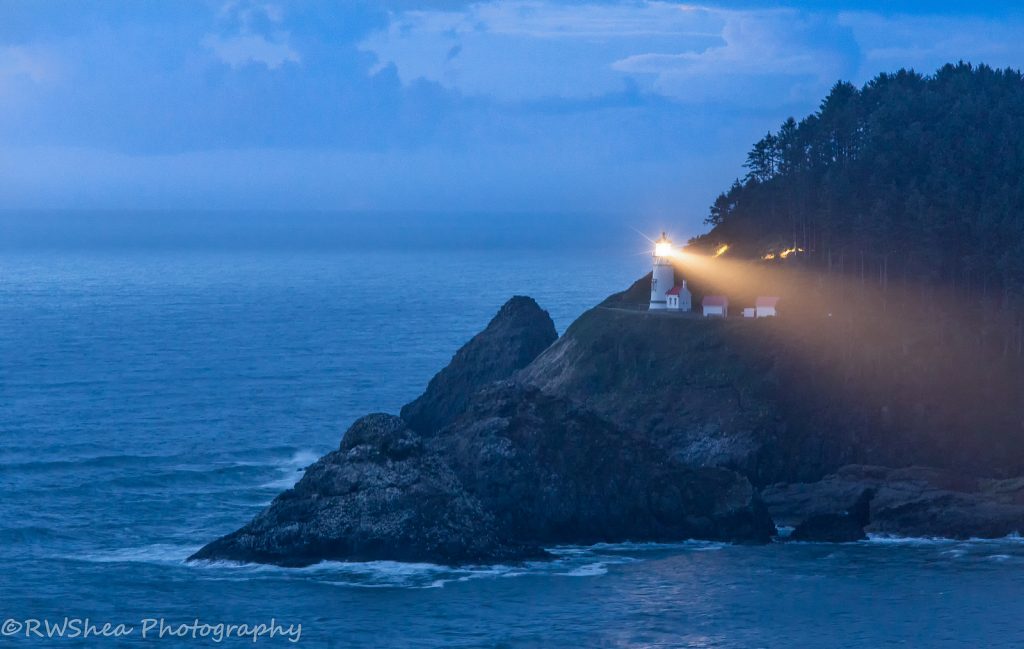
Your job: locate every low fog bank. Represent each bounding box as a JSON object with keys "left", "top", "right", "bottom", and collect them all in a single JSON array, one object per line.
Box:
[{"left": 0, "top": 211, "right": 666, "bottom": 253}]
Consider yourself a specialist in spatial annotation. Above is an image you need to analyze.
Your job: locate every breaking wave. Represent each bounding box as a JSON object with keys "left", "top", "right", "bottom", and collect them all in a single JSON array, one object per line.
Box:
[
  {"left": 258, "top": 449, "right": 319, "bottom": 490},
  {"left": 865, "top": 532, "right": 1024, "bottom": 545},
  {"left": 182, "top": 540, "right": 729, "bottom": 589}
]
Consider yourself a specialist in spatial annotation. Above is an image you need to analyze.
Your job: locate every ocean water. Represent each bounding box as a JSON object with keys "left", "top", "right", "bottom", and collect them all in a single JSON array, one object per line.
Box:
[{"left": 2, "top": 245, "right": 1024, "bottom": 648}]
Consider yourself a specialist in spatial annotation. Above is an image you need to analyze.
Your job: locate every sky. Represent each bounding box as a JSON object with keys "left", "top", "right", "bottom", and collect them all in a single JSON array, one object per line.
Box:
[{"left": 1, "top": 1, "right": 1023, "bottom": 236}]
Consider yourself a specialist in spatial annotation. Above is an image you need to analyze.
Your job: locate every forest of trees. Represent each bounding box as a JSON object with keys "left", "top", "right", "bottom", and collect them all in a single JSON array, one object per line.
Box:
[{"left": 696, "top": 62, "right": 1024, "bottom": 306}]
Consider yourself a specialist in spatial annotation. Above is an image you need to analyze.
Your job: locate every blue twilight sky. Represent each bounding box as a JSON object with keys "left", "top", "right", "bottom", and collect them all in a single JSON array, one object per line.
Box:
[{"left": 1, "top": 1, "right": 1023, "bottom": 234}]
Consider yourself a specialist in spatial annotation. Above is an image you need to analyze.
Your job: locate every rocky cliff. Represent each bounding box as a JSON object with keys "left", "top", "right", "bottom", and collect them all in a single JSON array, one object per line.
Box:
[
  {"left": 193, "top": 281, "right": 1024, "bottom": 566},
  {"left": 524, "top": 284, "right": 1024, "bottom": 485},
  {"left": 189, "top": 413, "right": 546, "bottom": 566},
  {"left": 400, "top": 296, "right": 557, "bottom": 434},
  {"left": 764, "top": 465, "right": 1024, "bottom": 540},
  {"left": 191, "top": 294, "right": 774, "bottom": 566},
  {"left": 519, "top": 306, "right": 841, "bottom": 485}
]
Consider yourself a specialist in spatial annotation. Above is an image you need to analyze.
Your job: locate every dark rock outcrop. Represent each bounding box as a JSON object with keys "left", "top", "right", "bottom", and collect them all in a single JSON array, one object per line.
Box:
[
  {"left": 526, "top": 277, "right": 1024, "bottom": 486},
  {"left": 519, "top": 307, "right": 822, "bottom": 485},
  {"left": 440, "top": 382, "right": 775, "bottom": 547},
  {"left": 189, "top": 414, "right": 547, "bottom": 566},
  {"left": 789, "top": 488, "right": 875, "bottom": 542},
  {"left": 192, "top": 385, "right": 776, "bottom": 566},
  {"left": 765, "top": 465, "right": 1024, "bottom": 540},
  {"left": 400, "top": 296, "right": 556, "bottom": 435},
  {"left": 599, "top": 272, "right": 653, "bottom": 309}
]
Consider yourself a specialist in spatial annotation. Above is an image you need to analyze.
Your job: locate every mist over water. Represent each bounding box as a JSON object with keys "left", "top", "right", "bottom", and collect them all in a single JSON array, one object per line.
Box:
[
  {"left": 2, "top": 213, "right": 1023, "bottom": 647},
  {"left": 0, "top": 211, "right": 666, "bottom": 253}
]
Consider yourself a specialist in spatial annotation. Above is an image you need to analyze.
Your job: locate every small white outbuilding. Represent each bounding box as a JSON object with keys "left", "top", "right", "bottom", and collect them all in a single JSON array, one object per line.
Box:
[
  {"left": 755, "top": 296, "right": 779, "bottom": 318},
  {"left": 666, "top": 282, "right": 692, "bottom": 311},
  {"left": 743, "top": 307, "right": 756, "bottom": 318},
  {"left": 702, "top": 295, "right": 728, "bottom": 317}
]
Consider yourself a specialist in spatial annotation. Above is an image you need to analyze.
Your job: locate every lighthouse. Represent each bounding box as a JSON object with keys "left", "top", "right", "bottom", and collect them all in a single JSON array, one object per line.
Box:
[{"left": 649, "top": 232, "right": 675, "bottom": 310}]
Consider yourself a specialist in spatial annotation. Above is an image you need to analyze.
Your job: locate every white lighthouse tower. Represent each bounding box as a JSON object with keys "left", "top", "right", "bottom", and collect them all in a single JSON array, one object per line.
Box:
[{"left": 649, "top": 232, "right": 675, "bottom": 310}]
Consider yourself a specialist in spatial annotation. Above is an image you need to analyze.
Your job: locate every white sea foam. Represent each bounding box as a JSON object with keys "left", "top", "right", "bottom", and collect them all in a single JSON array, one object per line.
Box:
[
  {"left": 258, "top": 449, "right": 319, "bottom": 489},
  {"left": 553, "top": 539, "right": 725, "bottom": 554},
  {"left": 865, "top": 534, "right": 959, "bottom": 545},
  {"left": 866, "top": 533, "right": 1024, "bottom": 545},
  {"left": 190, "top": 547, "right": 635, "bottom": 589},
  {"left": 186, "top": 555, "right": 534, "bottom": 589},
  {"left": 315, "top": 562, "right": 528, "bottom": 589},
  {"left": 558, "top": 562, "right": 608, "bottom": 577}
]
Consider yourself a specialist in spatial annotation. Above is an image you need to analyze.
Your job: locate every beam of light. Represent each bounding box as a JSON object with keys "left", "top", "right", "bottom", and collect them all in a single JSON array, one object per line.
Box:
[
  {"left": 630, "top": 226, "right": 656, "bottom": 245},
  {"left": 713, "top": 244, "right": 729, "bottom": 257},
  {"left": 657, "top": 244, "right": 1018, "bottom": 477}
]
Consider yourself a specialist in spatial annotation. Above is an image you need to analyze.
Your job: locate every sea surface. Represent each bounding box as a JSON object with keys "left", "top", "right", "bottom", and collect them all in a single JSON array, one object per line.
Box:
[{"left": 2, "top": 240, "right": 1024, "bottom": 648}]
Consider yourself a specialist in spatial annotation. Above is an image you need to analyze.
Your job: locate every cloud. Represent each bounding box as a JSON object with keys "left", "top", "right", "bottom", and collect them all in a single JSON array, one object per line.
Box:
[
  {"left": 613, "top": 8, "right": 860, "bottom": 104},
  {"left": 0, "top": 45, "right": 62, "bottom": 109},
  {"left": 0, "top": 45, "right": 59, "bottom": 86},
  {"left": 838, "top": 12, "right": 1024, "bottom": 78},
  {"left": 360, "top": 1, "right": 861, "bottom": 108},
  {"left": 205, "top": 1, "right": 300, "bottom": 69},
  {"left": 2, "top": 1, "right": 1024, "bottom": 222},
  {"left": 204, "top": 33, "right": 300, "bottom": 69},
  {"left": 360, "top": 1, "right": 725, "bottom": 100}
]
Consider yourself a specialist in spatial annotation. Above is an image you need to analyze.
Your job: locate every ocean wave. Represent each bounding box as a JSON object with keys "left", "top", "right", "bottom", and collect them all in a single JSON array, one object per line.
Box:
[
  {"left": 551, "top": 540, "right": 726, "bottom": 554},
  {"left": 0, "top": 526, "right": 74, "bottom": 544},
  {"left": 71, "top": 543, "right": 202, "bottom": 565},
  {"left": 865, "top": 532, "right": 1024, "bottom": 545},
  {"left": 258, "top": 449, "right": 318, "bottom": 489},
  {"left": 187, "top": 557, "right": 525, "bottom": 589},
  {"left": 1, "top": 447, "right": 321, "bottom": 474},
  {"left": 180, "top": 536, "right": 744, "bottom": 588},
  {"left": 0, "top": 453, "right": 189, "bottom": 472},
  {"left": 11, "top": 448, "right": 324, "bottom": 494},
  {"left": 183, "top": 541, "right": 698, "bottom": 589},
  {"left": 557, "top": 562, "right": 608, "bottom": 577}
]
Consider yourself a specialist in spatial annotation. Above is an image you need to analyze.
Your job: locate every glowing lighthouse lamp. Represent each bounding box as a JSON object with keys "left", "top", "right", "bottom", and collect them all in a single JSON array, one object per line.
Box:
[{"left": 649, "top": 233, "right": 691, "bottom": 312}]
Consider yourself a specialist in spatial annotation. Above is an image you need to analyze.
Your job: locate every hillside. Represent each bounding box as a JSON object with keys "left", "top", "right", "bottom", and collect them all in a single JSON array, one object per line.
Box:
[
  {"left": 522, "top": 297, "right": 1024, "bottom": 486},
  {"left": 694, "top": 62, "right": 1024, "bottom": 307}
]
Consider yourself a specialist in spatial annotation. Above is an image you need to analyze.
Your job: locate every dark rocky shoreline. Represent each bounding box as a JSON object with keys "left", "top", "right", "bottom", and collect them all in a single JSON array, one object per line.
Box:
[{"left": 191, "top": 288, "right": 1024, "bottom": 566}]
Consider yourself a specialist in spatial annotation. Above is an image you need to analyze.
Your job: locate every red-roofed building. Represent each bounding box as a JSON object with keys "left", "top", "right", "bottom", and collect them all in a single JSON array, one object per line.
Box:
[
  {"left": 755, "top": 296, "right": 779, "bottom": 318},
  {"left": 702, "top": 295, "right": 728, "bottom": 317},
  {"left": 665, "top": 281, "right": 692, "bottom": 311}
]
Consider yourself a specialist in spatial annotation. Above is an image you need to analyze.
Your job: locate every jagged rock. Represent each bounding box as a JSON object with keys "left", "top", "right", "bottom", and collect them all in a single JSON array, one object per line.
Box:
[
  {"left": 189, "top": 414, "right": 546, "bottom": 566},
  {"left": 401, "top": 296, "right": 557, "bottom": 435},
  {"left": 519, "top": 306, "right": 822, "bottom": 485},
  {"left": 599, "top": 272, "right": 653, "bottom": 308},
  {"left": 192, "top": 297, "right": 773, "bottom": 567},
  {"left": 764, "top": 465, "right": 1024, "bottom": 540},
  {"left": 440, "top": 382, "right": 776, "bottom": 546},
  {"left": 789, "top": 488, "right": 875, "bottom": 542},
  {"left": 192, "top": 387, "right": 776, "bottom": 566}
]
